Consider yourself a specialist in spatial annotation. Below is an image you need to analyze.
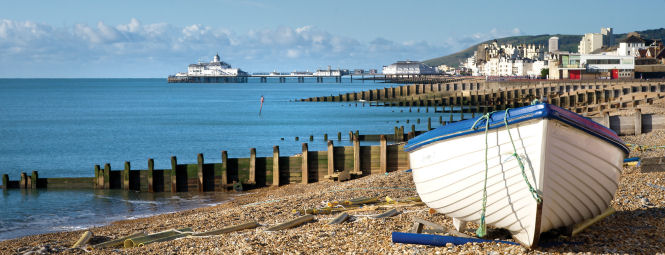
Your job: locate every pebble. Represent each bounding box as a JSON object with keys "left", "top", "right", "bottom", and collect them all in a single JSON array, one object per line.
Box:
[{"left": 2, "top": 132, "right": 665, "bottom": 254}]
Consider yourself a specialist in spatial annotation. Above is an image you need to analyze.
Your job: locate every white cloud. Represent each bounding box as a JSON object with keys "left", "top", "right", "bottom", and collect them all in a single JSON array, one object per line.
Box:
[{"left": 0, "top": 18, "right": 461, "bottom": 77}]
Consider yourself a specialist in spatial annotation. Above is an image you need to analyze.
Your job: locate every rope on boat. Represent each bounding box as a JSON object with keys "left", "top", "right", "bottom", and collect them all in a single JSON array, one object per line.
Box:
[{"left": 470, "top": 108, "right": 543, "bottom": 238}]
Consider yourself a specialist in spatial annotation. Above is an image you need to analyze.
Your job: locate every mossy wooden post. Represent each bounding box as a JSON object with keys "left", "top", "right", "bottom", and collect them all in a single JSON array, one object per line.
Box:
[
  {"left": 221, "top": 151, "right": 228, "bottom": 190},
  {"left": 20, "top": 172, "right": 27, "bottom": 189},
  {"left": 104, "top": 163, "right": 111, "bottom": 190},
  {"left": 352, "top": 136, "right": 361, "bottom": 176},
  {"left": 2, "top": 174, "right": 8, "bottom": 190},
  {"left": 170, "top": 156, "right": 178, "bottom": 193},
  {"left": 337, "top": 132, "right": 341, "bottom": 141},
  {"left": 249, "top": 148, "right": 256, "bottom": 185},
  {"left": 147, "top": 158, "right": 154, "bottom": 192},
  {"left": 380, "top": 135, "right": 387, "bottom": 173},
  {"left": 324, "top": 133, "right": 328, "bottom": 141},
  {"left": 635, "top": 108, "right": 642, "bottom": 135},
  {"left": 197, "top": 153, "right": 205, "bottom": 192},
  {"left": 94, "top": 165, "right": 101, "bottom": 189},
  {"left": 355, "top": 130, "right": 359, "bottom": 139},
  {"left": 123, "top": 161, "right": 131, "bottom": 191},
  {"left": 31, "top": 171, "right": 38, "bottom": 189},
  {"left": 301, "top": 143, "right": 309, "bottom": 184},
  {"left": 2, "top": 174, "right": 9, "bottom": 190},
  {"left": 327, "top": 140, "right": 335, "bottom": 178},
  {"left": 272, "top": 146, "right": 280, "bottom": 187}
]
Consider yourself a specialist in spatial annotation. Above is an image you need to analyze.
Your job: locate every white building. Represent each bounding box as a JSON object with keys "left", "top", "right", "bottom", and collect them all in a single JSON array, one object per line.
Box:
[
  {"left": 581, "top": 54, "right": 635, "bottom": 78},
  {"left": 549, "top": 37, "right": 559, "bottom": 53},
  {"left": 382, "top": 61, "right": 439, "bottom": 75},
  {"left": 578, "top": 33, "right": 603, "bottom": 54},
  {"left": 617, "top": 33, "right": 646, "bottom": 57},
  {"left": 179, "top": 53, "right": 247, "bottom": 77}
]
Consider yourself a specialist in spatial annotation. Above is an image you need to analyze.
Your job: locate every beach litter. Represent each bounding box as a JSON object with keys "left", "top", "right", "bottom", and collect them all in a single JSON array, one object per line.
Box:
[{"left": 392, "top": 232, "right": 519, "bottom": 246}]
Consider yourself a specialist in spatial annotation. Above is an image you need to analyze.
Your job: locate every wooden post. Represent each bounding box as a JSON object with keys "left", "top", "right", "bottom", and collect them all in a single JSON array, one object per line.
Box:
[
  {"left": 349, "top": 131, "right": 353, "bottom": 141},
  {"left": 123, "top": 161, "right": 130, "bottom": 190},
  {"left": 20, "top": 172, "right": 27, "bottom": 189},
  {"left": 272, "top": 146, "right": 280, "bottom": 187},
  {"left": 301, "top": 143, "right": 309, "bottom": 184},
  {"left": 603, "top": 112, "right": 610, "bottom": 128},
  {"left": 170, "top": 156, "right": 178, "bottom": 193},
  {"left": 427, "top": 117, "right": 432, "bottom": 131},
  {"left": 104, "top": 163, "right": 111, "bottom": 190},
  {"left": 327, "top": 140, "right": 335, "bottom": 179},
  {"left": 380, "top": 135, "right": 387, "bottom": 173},
  {"left": 337, "top": 132, "right": 341, "bottom": 141},
  {"left": 197, "top": 153, "right": 205, "bottom": 192},
  {"left": 2, "top": 174, "right": 8, "bottom": 190},
  {"left": 635, "top": 108, "right": 642, "bottom": 135},
  {"left": 31, "top": 171, "right": 38, "bottom": 189},
  {"left": 221, "top": 151, "right": 228, "bottom": 190},
  {"left": 352, "top": 136, "right": 361, "bottom": 176},
  {"left": 147, "top": 158, "right": 154, "bottom": 192},
  {"left": 411, "top": 124, "right": 416, "bottom": 134},
  {"left": 249, "top": 148, "right": 256, "bottom": 185},
  {"left": 94, "top": 164, "right": 101, "bottom": 189},
  {"left": 324, "top": 133, "right": 328, "bottom": 141}
]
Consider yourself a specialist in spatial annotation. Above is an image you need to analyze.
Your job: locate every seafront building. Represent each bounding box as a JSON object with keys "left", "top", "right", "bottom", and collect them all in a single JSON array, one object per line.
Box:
[{"left": 382, "top": 61, "right": 439, "bottom": 76}]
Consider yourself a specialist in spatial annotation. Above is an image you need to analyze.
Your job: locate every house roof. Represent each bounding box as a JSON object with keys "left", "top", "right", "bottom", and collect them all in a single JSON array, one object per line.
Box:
[{"left": 622, "top": 34, "right": 645, "bottom": 44}]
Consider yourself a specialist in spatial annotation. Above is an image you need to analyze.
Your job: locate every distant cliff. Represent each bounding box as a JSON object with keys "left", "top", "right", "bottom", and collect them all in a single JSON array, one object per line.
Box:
[{"left": 423, "top": 28, "right": 665, "bottom": 68}]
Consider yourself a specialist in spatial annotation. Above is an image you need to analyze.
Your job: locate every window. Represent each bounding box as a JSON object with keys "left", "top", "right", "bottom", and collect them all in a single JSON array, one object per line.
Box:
[{"left": 587, "top": 59, "right": 620, "bottom": 65}]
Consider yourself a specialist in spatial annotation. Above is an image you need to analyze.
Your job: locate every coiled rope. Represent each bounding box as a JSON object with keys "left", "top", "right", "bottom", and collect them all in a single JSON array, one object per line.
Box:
[{"left": 470, "top": 108, "right": 543, "bottom": 238}]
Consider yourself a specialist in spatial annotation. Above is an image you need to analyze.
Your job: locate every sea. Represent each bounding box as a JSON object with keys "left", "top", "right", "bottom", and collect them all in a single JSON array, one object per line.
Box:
[{"left": 0, "top": 78, "right": 456, "bottom": 241}]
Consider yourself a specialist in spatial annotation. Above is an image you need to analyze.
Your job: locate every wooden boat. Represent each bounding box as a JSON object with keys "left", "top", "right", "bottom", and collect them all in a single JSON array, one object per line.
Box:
[{"left": 404, "top": 103, "right": 628, "bottom": 247}]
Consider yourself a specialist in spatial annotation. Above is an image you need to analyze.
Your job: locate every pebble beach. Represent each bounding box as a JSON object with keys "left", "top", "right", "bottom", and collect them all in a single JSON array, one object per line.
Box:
[{"left": 3, "top": 131, "right": 665, "bottom": 255}]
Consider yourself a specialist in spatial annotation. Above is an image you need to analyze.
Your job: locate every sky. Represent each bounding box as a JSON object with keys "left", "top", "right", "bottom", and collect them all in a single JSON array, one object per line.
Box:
[{"left": 1, "top": 0, "right": 664, "bottom": 78}]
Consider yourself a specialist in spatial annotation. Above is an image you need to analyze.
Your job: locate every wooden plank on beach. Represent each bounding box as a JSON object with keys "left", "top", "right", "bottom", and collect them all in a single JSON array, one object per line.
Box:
[{"left": 266, "top": 215, "right": 315, "bottom": 231}]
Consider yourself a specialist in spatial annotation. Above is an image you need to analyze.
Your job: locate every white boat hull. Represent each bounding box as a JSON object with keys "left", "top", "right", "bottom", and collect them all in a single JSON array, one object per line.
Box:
[{"left": 409, "top": 118, "right": 624, "bottom": 247}]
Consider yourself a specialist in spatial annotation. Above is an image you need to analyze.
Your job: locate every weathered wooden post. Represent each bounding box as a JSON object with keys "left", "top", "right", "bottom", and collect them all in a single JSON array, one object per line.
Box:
[
  {"left": 2, "top": 174, "right": 8, "bottom": 190},
  {"left": 197, "top": 153, "right": 206, "bottom": 192},
  {"left": 349, "top": 131, "right": 353, "bottom": 141},
  {"left": 170, "top": 156, "right": 178, "bottom": 193},
  {"left": 603, "top": 112, "right": 610, "bottom": 128},
  {"left": 31, "top": 171, "right": 38, "bottom": 189},
  {"left": 380, "top": 135, "right": 387, "bottom": 173},
  {"left": 399, "top": 126, "right": 404, "bottom": 141},
  {"left": 439, "top": 116, "right": 443, "bottom": 125},
  {"left": 301, "top": 143, "right": 309, "bottom": 184},
  {"left": 147, "top": 158, "right": 154, "bottom": 192},
  {"left": 249, "top": 148, "right": 256, "bottom": 185},
  {"left": 635, "top": 108, "right": 642, "bottom": 135},
  {"left": 309, "top": 135, "right": 313, "bottom": 141},
  {"left": 327, "top": 140, "right": 335, "bottom": 179},
  {"left": 221, "top": 151, "right": 228, "bottom": 190},
  {"left": 94, "top": 164, "right": 101, "bottom": 189},
  {"left": 324, "top": 133, "right": 328, "bottom": 141},
  {"left": 337, "top": 132, "right": 341, "bottom": 141},
  {"left": 123, "top": 161, "right": 131, "bottom": 191},
  {"left": 20, "top": 172, "right": 27, "bottom": 189},
  {"left": 352, "top": 136, "right": 361, "bottom": 176},
  {"left": 428, "top": 117, "right": 432, "bottom": 131},
  {"left": 411, "top": 124, "right": 416, "bottom": 134},
  {"left": 104, "top": 163, "right": 111, "bottom": 190},
  {"left": 272, "top": 146, "right": 280, "bottom": 187}
]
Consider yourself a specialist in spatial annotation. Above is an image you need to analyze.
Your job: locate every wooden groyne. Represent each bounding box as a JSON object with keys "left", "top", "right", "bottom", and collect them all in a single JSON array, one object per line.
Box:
[
  {"left": 301, "top": 79, "right": 665, "bottom": 117},
  {"left": 2, "top": 135, "right": 411, "bottom": 192}
]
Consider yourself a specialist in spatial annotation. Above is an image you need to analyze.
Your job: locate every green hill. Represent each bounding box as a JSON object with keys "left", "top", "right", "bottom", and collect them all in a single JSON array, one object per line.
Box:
[{"left": 423, "top": 28, "right": 665, "bottom": 68}]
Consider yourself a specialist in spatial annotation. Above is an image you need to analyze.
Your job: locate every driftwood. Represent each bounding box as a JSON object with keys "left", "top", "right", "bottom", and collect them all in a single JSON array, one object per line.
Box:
[
  {"left": 372, "top": 209, "right": 400, "bottom": 218},
  {"left": 328, "top": 212, "right": 350, "bottom": 225},
  {"left": 71, "top": 231, "right": 93, "bottom": 248},
  {"left": 266, "top": 215, "right": 315, "bottom": 231},
  {"left": 92, "top": 232, "right": 146, "bottom": 249},
  {"left": 193, "top": 221, "right": 260, "bottom": 236}
]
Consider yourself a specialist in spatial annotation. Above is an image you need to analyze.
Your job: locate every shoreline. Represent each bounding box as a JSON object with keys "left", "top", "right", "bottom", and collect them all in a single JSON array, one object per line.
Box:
[{"left": 2, "top": 129, "right": 665, "bottom": 254}]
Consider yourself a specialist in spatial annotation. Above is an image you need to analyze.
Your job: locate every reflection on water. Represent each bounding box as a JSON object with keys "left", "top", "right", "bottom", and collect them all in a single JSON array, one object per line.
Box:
[{"left": 0, "top": 189, "right": 230, "bottom": 241}]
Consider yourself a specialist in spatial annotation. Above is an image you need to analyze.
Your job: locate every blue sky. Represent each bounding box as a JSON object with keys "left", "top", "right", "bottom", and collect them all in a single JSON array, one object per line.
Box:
[{"left": 1, "top": 0, "right": 663, "bottom": 77}]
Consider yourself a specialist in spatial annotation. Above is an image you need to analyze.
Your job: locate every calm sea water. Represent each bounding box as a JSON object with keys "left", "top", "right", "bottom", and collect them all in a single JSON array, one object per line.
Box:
[{"left": 0, "top": 78, "right": 452, "bottom": 240}]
